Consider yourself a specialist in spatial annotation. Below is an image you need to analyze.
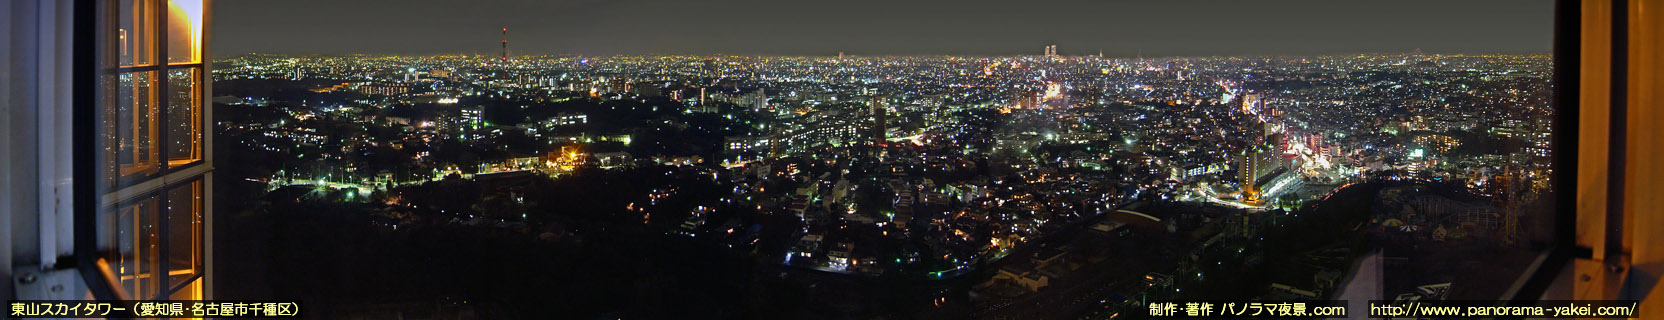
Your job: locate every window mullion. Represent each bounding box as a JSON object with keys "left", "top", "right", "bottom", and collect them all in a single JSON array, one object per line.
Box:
[
  {"left": 154, "top": 0, "right": 167, "bottom": 174},
  {"left": 154, "top": 188, "right": 170, "bottom": 300},
  {"left": 152, "top": 0, "right": 169, "bottom": 299}
]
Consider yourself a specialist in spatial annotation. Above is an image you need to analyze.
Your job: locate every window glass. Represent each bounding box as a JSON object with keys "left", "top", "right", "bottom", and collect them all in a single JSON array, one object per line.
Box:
[
  {"left": 116, "top": 0, "right": 155, "bottom": 67},
  {"left": 167, "top": 67, "right": 202, "bottom": 166},
  {"left": 110, "top": 196, "right": 161, "bottom": 298},
  {"left": 166, "top": 0, "right": 203, "bottom": 64},
  {"left": 94, "top": 0, "right": 210, "bottom": 301},
  {"left": 107, "top": 71, "right": 160, "bottom": 185},
  {"left": 165, "top": 181, "right": 204, "bottom": 299}
]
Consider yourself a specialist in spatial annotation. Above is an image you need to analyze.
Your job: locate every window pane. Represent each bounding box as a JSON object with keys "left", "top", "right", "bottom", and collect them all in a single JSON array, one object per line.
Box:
[
  {"left": 110, "top": 196, "right": 162, "bottom": 298},
  {"left": 166, "top": 280, "right": 202, "bottom": 301},
  {"left": 115, "top": 0, "right": 155, "bottom": 67},
  {"left": 166, "top": 0, "right": 203, "bottom": 64},
  {"left": 167, "top": 68, "right": 202, "bottom": 166},
  {"left": 105, "top": 71, "right": 160, "bottom": 186},
  {"left": 165, "top": 180, "right": 203, "bottom": 298}
]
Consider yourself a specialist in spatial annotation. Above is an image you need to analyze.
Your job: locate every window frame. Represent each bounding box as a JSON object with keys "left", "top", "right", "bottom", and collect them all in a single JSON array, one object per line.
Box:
[
  {"left": 103, "top": 0, "right": 207, "bottom": 191},
  {"left": 75, "top": 0, "right": 211, "bottom": 302},
  {"left": 98, "top": 178, "right": 203, "bottom": 300}
]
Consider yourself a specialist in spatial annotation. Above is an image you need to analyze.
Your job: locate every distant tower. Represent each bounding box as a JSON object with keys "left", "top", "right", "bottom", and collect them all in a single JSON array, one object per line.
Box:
[
  {"left": 838, "top": 51, "right": 844, "bottom": 60},
  {"left": 500, "top": 27, "right": 508, "bottom": 62}
]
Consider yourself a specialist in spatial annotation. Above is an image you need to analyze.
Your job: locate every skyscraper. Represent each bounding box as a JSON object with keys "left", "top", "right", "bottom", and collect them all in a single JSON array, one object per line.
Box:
[
  {"left": 872, "top": 95, "right": 889, "bottom": 145},
  {"left": 702, "top": 58, "right": 721, "bottom": 79},
  {"left": 699, "top": 87, "right": 710, "bottom": 112},
  {"left": 1237, "top": 148, "right": 1261, "bottom": 202}
]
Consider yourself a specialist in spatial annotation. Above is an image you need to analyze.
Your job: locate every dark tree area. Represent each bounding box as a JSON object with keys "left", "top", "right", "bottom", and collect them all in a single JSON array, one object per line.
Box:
[{"left": 237, "top": 166, "right": 787, "bottom": 318}]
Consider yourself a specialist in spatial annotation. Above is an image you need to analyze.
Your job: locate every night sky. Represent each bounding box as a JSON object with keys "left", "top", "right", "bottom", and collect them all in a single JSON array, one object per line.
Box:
[{"left": 212, "top": 0, "right": 1553, "bottom": 57}]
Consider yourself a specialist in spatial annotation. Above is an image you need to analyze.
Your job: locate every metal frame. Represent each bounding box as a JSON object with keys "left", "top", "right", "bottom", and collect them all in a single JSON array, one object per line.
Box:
[{"left": 96, "top": 177, "right": 204, "bottom": 300}]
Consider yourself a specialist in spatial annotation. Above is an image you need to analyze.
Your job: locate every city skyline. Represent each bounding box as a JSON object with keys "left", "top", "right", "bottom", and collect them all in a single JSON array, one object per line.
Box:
[
  {"left": 210, "top": 2, "right": 1561, "bottom": 318},
  {"left": 12, "top": 0, "right": 1662, "bottom": 318},
  {"left": 209, "top": 51, "right": 1558, "bottom": 318},
  {"left": 214, "top": 0, "right": 1553, "bottom": 57}
]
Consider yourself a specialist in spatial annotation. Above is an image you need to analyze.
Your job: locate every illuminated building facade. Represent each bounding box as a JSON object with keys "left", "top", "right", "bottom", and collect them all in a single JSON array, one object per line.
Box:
[
  {"left": 872, "top": 95, "right": 889, "bottom": 145},
  {"left": 356, "top": 82, "right": 409, "bottom": 96},
  {"left": 1237, "top": 149, "right": 1261, "bottom": 201}
]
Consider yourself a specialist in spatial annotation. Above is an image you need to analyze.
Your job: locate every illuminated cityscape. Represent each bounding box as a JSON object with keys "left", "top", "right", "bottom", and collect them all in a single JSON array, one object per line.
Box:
[
  {"left": 209, "top": 51, "right": 1555, "bottom": 318},
  {"left": 39, "top": 0, "right": 1664, "bottom": 318}
]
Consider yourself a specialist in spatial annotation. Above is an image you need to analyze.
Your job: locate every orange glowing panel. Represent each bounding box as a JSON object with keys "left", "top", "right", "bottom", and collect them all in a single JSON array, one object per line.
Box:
[{"left": 167, "top": 0, "right": 204, "bottom": 64}]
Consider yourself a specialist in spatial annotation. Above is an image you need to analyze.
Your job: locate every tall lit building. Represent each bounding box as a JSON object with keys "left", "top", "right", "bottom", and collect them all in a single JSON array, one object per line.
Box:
[
  {"left": 458, "top": 107, "right": 484, "bottom": 140},
  {"left": 1237, "top": 149, "right": 1261, "bottom": 202},
  {"left": 609, "top": 76, "right": 630, "bottom": 94},
  {"left": 872, "top": 95, "right": 889, "bottom": 145},
  {"left": 462, "top": 108, "right": 484, "bottom": 129},
  {"left": 1014, "top": 89, "right": 1042, "bottom": 109},
  {"left": 702, "top": 58, "right": 721, "bottom": 79},
  {"left": 697, "top": 87, "right": 713, "bottom": 112},
  {"left": 4, "top": 0, "right": 214, "bottom": 302}
]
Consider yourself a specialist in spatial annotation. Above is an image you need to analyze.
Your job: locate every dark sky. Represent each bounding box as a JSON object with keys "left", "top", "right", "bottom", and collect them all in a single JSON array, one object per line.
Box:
[{"left": 212, "top": 0, "right": 1553, "bottom": 57}]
